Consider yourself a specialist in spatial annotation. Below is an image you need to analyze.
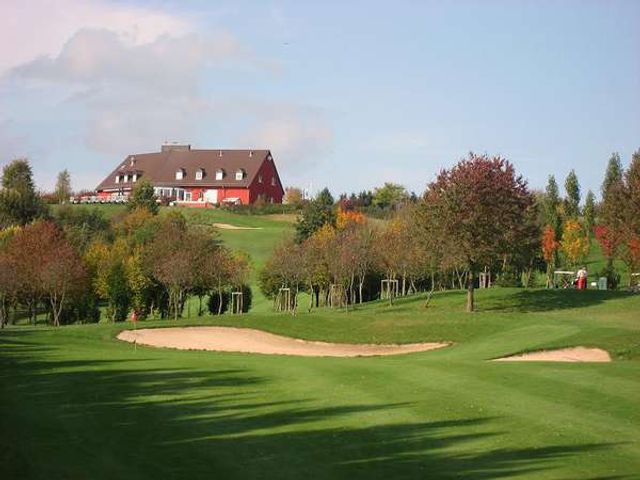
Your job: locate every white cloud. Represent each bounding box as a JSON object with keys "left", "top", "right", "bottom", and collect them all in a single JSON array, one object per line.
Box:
[
  {"left": 0, "top": 1, "right": 329, "bottom": 189},
  {"left": 8, "top": 27, "right": 261, "bottom": 156},
  {"left": 0, "top": 0, "right": 192, "bottom": 74},
  {"left": 237, "top": 110, "right": 333, "bottom": 173}
]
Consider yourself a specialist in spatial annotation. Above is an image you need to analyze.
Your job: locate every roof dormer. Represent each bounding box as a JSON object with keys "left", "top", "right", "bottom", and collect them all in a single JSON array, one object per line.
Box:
[
  {"left": 235, "top": 169, "right": 246, "bottom": 181},
  {"left": 175, "top": 168, "right": 185, "bottom": 180},
  {"left": 195, "top": 168, "right": 205, "bottom": 181},
  {"left": 215, "top": 168, "right": 225, "bottom": 180}
]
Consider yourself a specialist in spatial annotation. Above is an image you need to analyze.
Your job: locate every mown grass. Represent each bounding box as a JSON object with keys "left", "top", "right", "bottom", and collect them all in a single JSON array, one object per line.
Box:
[{"left": 1, "top": 288, "right": 639, "bottom": 479}]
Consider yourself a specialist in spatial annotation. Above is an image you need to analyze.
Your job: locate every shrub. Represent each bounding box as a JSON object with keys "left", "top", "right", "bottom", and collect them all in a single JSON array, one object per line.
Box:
[
  {"left": 239, "top": 284, "right": 252, "bottom": 313},
  {"left": 207, "top": 290, "right": 230, "bottom": 315}
]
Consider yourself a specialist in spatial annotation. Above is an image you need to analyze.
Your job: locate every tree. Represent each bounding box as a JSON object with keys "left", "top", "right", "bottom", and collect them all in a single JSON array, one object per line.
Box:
[
  {"left": 37, "top": 224, "right": 88, "bottom": 326},
  {"left": 583, "top": 190, "right": 596, "bottom": 234},
  {"left": 422, "top": 153, "right": 534, "bottom": 312},
  {"left": 0, "top": 250, "right": 17, "bottom": 328},
  {"left": 560, "top": 220, "right": 590, "bottom": 268},
  {"left": 541, "top": 225, "right": 559, "bottom": 287},
  {"left": 594, "top": 225, "right": 615, "bottom": 260},
  {"left": 602, "top": 152, "right": 623, "bottom": 198},
  {"left": 0, "top": 159, "right": 48, "bottom": 228},
  {"left": 620, "top": 149, "right": 640, "bottom": 282},
  {"left": 543, "top": 175, "right": 562, "bottom": 238},
  {"left": 600, "top": 152, "right": 626, "bottom": 267},
  {"left": 351, "top": 225, "right": 377, "bottom": 304},
  {"left": 127, "top": 179, "right": 159, "bottom": 215},
  {"left": 336, "top": 207, "right": 365, "bottom": 231},
  {"left": 372, "top": 182, "right": 409, "bottom": 209},
  {"left": 55, "top": 169, "right": 72, "bottom": 204},
  {"left": 564, "top": 170, "right": 581, "bottom": 219},
  {"left": 4, "top": 222, "right": 86, "bottom": 326},
  {"left": 294, "top": 188, "right": 336, "bottom": 242},
  {"left": 54, "top": 205, "right": 111, "bottom": 253},
  {"left": 86, "top": 240, "right": 132, "bottom": 322},
  {"left": 284, "top": 187, "right": 304, "bottom": 206}
]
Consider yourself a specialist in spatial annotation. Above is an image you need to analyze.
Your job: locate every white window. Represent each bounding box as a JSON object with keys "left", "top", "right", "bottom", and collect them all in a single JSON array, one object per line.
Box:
[
  {"left": 196, "top": 169, "right": 204, "bottom": 180},
  {"left": 175, "top": 169, "right": 184, "bottom": 180},
  {"left": 123, "top": 174, "right": 129, "bottom": 183},
  {"left": 215, "top": 169, "right": 225, "bottom": 180},
  {"left": 133, "top": 174, "right": 138, "bottom": 183},
  {"left": 271, "top": 177, "right": 276, "bottom": 186},
  {"left": 115, "top": 175, "right": 120, "bottom": 184},
  {"left": 258, "top": 174, "right": 263, "bottom": 184},
  {"left": 235, "top": 169, "right": 245, "bottom": 181}
]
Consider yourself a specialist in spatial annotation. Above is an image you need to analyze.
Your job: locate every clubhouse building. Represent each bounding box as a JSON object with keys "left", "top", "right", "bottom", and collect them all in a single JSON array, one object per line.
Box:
[{"left": 95, "top": 144, "right": 285, "bottom": 206}]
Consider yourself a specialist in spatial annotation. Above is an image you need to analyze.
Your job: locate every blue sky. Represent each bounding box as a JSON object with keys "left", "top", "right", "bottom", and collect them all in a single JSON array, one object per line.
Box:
[{"left": 0, "top": 0, "right": 638, "bottom": 198}]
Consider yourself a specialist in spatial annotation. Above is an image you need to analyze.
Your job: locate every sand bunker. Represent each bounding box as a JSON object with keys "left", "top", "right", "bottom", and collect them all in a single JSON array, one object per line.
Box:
[
  {"left": 493, "top": 346, "right": 611, "bottom": 363},
  {"left": 117, "top": 327, "right": 450, "bottom": 357},
  {"left": 213, "top": 223, "right": 262, "bottom": 230}
]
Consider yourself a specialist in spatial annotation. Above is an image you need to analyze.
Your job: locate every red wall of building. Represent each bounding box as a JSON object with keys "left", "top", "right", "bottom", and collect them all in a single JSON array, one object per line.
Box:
[
  {"left": 248, "top": 157, "right": 284, "bottom": 203},
  {"left": 184, "top": 187, "right": 250, "bottom": 204},
  {"left": 217, "top": 188, "right": 250, "bottom": 204}
]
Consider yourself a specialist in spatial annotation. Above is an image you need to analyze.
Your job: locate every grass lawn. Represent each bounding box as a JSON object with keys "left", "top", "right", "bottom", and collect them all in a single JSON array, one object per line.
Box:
[{"left": 1, "top": 288, "right": 639, "bottom": 479}]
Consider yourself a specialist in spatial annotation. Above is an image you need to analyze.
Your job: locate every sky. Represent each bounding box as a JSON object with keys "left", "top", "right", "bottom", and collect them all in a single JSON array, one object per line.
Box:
[{"left": 0, "top": 0, "right": 638, "bottom": 199}]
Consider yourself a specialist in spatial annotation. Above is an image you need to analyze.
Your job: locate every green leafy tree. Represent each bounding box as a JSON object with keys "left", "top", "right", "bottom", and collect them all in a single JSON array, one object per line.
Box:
[
  {"left": 85, "top": 240, "right": 132, "bottom": 322},
  {"left": 543, "top": 175, "right": 561, "bottom": 237},
  {"left": 600, "top": 152, "right": 626, "bottom": 266},
  {"left": 583, "top": 190, "right": 596, "bottom": 234},
  {"left": 564, "top": 169, "right": 581, "bottom": 219},
  {"left": 127, "top": 179, "right": 159, "bottom": 215},
  {"left": 602, "top": 152, "right": 623, "bottom": 197},
  {"left": 294, "top": 188, "right": 336, "bottom": 242},
  {"left": 0, "top": 159, "right": 48, "bottom": 228},
  {"left": 372, "top": 182, "right": 409, "bottom": 209},
  {"left": 55, "top": 169, "right": 72, "bottom": 204}
]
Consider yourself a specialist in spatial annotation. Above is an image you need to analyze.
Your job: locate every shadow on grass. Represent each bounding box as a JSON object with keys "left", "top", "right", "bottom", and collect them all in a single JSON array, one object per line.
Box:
[
  {"left": 480, "top": 289, "right": 633, "bottom": 313},
  {"left": 0, "top": 330, "right": 630, "bottom": 480}
]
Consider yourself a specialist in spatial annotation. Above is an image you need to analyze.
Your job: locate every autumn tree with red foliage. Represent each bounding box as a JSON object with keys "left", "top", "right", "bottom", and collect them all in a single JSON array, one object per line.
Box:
[
  {"left": 3, "top": 222, "right": 87, "bottom": 326},
  {"left": 422, "top": 153, "right": 536, "bottom": 312},
  {"left": 594, "top": 225, "right": 617, "bottom": 262}
]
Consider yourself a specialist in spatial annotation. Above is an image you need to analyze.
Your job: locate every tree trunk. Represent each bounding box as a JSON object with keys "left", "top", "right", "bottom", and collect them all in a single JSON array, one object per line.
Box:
[
  {"left": 466, "top": 271, "right": 475, "bottom": 313},
  {"left": 292, "top": 284, "right": 299, "bottom": 316}
]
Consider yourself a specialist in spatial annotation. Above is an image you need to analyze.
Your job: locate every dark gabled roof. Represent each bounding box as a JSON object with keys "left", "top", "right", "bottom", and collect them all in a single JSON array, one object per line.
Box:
[{"left": 96, "top": 148, "right": 272, "bottom": 191}]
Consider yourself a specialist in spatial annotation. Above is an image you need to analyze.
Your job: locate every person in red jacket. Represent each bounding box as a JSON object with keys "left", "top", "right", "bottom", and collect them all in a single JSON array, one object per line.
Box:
[{"left": 576, "top": 267, "right": 588, "bottom": 290}]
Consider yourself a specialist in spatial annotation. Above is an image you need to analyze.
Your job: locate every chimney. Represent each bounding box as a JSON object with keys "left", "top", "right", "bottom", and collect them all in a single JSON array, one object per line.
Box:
[{"left": 161, "top": 143, "right": 191, "bottom": 152}]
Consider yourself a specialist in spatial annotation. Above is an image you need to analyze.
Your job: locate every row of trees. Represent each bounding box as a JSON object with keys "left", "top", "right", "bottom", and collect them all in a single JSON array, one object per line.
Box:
[
  {"left": 285, "top": 182, "right": 418, "bottom": 212},
  {"left": 264, "top": 150, "right": 640, "bottom": 314},
  {"left": 540, "top": 151, "right": 640, "bottom": 287},
  {"left": 0, "top": 160, "right": 251, "bottom": 327},
  {"left": 595, "top": 152, "right": 640, "bottom": 283},
  {"left": 264, "top": 153, "right": 541, "bottom": 313}
]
